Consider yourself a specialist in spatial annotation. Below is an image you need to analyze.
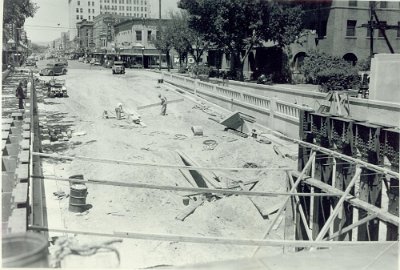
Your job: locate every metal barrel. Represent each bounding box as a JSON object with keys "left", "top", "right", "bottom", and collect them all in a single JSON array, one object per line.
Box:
[{"left": 69, "top": 183, "right": 88, "bottom": 213}]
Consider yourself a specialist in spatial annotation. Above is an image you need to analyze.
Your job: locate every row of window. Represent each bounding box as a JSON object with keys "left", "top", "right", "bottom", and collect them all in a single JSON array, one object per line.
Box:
[
  {"left": 346, "top": 20, "right": 400, "bottom": 37},
  {"left": 101, "top": 0, "right": 146, "bottom": 4},
  {"left": 119, "top": 30, "right": 159, "bottom": 41},
  {"left": 348, "top": 1, "right": 394, "bottom": 8},
  {"left": 76, "top": 1, "right": 95, "bottom": 6},
  {"left": 99, "top": 11, "right": 147, "bottom": 17},
  {"left": 76, "top": 8, "right": 95, "bottom": 13},
  {"left": 100, "top": 5, "right": 145, "bottom": 11}
]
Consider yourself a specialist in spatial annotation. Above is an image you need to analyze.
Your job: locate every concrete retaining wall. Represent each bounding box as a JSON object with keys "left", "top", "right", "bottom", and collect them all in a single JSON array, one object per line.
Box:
[{"left": 163, "top": 72, "right": 400, "bottom": 139}]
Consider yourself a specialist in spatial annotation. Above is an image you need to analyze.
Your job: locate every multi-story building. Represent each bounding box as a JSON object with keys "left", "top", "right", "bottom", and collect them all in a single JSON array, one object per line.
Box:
[
  {"left": 68, "top": 0, "right": 100, "bottom": 39},
  {"left": 113, "top": 18, "right": 169, "bottom": 67},
  {"left": 61, "top": 32, "right": 70, "bottom": 50},
  {"left": 76, "top": 20, "right": 95, "bottom": 54},
  {"left": 291, "top": 1, "right": 400, "bottom": 70},
  {"left": 99, "top": 0, "right": 150, "bottom": 18},
  {"left": 93, "top": 13, "right": 127, "bottom": 52}
]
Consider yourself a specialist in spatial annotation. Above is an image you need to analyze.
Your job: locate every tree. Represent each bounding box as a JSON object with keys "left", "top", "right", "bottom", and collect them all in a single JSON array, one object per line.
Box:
[
  {"left": 153, "top": 23, "right": 173, "bottom": 71},
  {"left": 179, "top": 0, "right": 304, "bottom": 81},
  {"left": 3, "top": 0, "right": 38, "bottom": 28},
  {"left": 168, "top": 11, "right": 192, "bottom": 70}
]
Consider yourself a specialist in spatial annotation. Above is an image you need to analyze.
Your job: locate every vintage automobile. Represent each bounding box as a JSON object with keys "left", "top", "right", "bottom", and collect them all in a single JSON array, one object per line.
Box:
[
  {"left": 112, "top": 61, "right": 125, "bottom": 74},
  {"left": 46, "top": 78, "right": 68, "bottom": 98},
  {"left": 39, "top": 63, "right": 67, "bottom": 76},
  {"left": 25, "top": 59, "right": 37, "bottom": 67},
  {"left": 56, "top": 58, "right": 68, "bottom": 66}
]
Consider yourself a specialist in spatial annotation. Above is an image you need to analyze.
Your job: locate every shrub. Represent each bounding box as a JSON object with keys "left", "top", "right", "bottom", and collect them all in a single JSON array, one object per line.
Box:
[{"left": 301, "top": 50, "right": 360, "bottom": 92}]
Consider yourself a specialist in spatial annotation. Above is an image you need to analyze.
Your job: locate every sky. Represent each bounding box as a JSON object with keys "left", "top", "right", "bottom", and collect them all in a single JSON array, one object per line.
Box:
[{"left": 24, "top": 0, "right": 180, "bottom": 44}]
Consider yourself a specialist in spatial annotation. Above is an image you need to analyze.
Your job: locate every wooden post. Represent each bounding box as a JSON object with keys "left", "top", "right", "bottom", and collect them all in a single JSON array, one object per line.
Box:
[
  {"left": 313, "top": 167, "right": 361, "bottom": 243},
  {"left": 194, "top": 79, "right": 198, "bottom": 96},
  {"left": 270, "top": 97, "right": 277, "bottom": 130},
  {"left": 252, "top": 152, "right": 316, "bottom": 257}
]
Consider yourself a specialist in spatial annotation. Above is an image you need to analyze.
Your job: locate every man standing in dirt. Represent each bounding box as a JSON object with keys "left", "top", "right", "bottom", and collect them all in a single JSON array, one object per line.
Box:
[
  {"left": 16, "top": 82, "right": 25, "bottom": 109},
  {"left": 158, "top": 94, "right": 167, "bottom": 116}
]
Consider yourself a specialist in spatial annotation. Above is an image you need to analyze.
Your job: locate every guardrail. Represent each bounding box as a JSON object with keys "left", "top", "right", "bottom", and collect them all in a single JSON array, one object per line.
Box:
[{"left": 163, "top": 73, "right": 312, "bottom": 138}]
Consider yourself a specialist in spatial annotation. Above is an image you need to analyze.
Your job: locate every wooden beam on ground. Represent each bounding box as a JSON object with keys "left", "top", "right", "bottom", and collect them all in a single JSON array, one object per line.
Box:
[
  {"left": 32, "top": 152, "right": 289, "bottom": 173},
  {"left": 292, "top": 171, "right": 399, "bottom": 226},
  {"left": 175, "top": 200, "right": 205, "bottom": 221},
  {"left": 314, "top": 168, "right": 361, "bottom": 242},
  {"left": 184, "top": 180, "right": 259, "bottom": 197},
  {"left": 325, "top": 213, "right": 379, "bottom": 241},
  {"left": 32, "top": 175, "right": 340, "bottom": 198},
  {"left": 176, "top": 150, "right": 223, "bottom": 188},
  {"left": 252, "top": 152, "right": 316, "bottom": 257},
  {"left": 137, "top": 98, "right": 184, "bottom": 110},
  {"left": 28, "top": 225, "right": 397, "bottom": 248},
  {"left": 287, "top": 172, "right": 313, "bottom": 240}
]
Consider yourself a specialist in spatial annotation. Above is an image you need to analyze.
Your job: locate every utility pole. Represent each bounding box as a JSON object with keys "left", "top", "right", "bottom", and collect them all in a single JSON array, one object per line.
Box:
[
  {"left": 369, "top": 1, "right": 374, "bottom": 58},
  {"left": 159, "top": 0, "right": 162, "bottom": 70}
]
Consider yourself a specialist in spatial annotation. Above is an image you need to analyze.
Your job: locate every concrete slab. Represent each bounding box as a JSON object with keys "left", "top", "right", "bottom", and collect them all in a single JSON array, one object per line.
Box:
[
  {"left": 2, "top": 172, "right": 16, "bottom": 192},
  {"left": 22, "top": 131, "right": 31, "bottom": 139},
  {"left": 20, "top": 139, "right": 30, "bottom": 150},
  {"left": 12, "top": 183, "right": 28, "bottom": 208},
  {"left": 15, "top": 164, "right": 29, "bottom": 183},
  {"left": 7, "top": 208, "right": 27, "bottom": 233},
  {"left": 11, "top": 112, "right": 23, "bottom": 120},
  {"left": 5, "top": 143, "right": 19, "bottom": 156},
  {"left": 2, "top": 156, "right": 17, "bottom": 173},
  {"left": 2, "top": 123, "right": 11, "bottom": 131},
  {"left": 19, "top": 150, "right": 30, "bottom": 164},
  {"left": 2, "top": 118, "right": 13, "bottom": 125},
  {"left": 2, "top": 192, "right": 12, "bottom": 221},
  {"left": 22, "top": 123, "right": 30, "bottom": 130},
  {"left": 2, "top": 131, "right": 10, "bottom": 141}
]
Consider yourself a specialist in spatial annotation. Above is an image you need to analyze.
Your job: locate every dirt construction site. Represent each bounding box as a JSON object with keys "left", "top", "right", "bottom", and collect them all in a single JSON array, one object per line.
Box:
[
  {"left": 32, "top": 62, "right": 300, "bottom": 268},
  {"left": 3, "top": 60, "right": 398, "bottom": 269}
]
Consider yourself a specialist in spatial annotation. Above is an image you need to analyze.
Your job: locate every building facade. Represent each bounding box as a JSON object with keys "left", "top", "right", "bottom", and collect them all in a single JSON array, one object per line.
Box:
[
  {"left": 99, "top": 0, "right": 150, "bottom": 18},
  {"left": 77, "top": 20, "right": 95, "bottom": 54},
  {"left": 68, "top": 0, "right": 100, "bottom": 39},
  {"left": 113, "top": 18, "right": 169, "bottom": 67},
  {"left": 93, "top": 13, "right": 127, "bottom": 52},
  {"left": 291, "top": 1, "right": 400, "bottom": 70}
]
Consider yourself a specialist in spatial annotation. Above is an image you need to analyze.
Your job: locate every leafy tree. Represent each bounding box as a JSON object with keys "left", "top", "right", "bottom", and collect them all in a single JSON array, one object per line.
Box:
[
  {"left": 3, "top": 0, "right": 38, "bottom": 28},
  {"left": 153, "top": 23, "right": 173, "bottom": 71},
  {"left": 179, "top": 0, "right": 304, "bottom": 80},
  {"left": 168, "top": 11, "right": 192, "bottom": 69}
]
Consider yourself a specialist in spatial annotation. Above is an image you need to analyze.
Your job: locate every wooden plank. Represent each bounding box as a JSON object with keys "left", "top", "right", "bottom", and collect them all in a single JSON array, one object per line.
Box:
[
  {"left": 175, "top": 200, "right": 205, "bottom": 221},
  {"left": 33, "top": 175, "right": 339, "bottom": 198},
  {"left": 314, "top": 168, "right": 361, "bottom": 242},
  {"left": 12, "top": 183, "right": 28, "bottom": 208},
  {"left": 29, "top": 225, "right": 397, "bottom": 248},
  {"left": 2, "top": 124, "right": 11, "bottom": 131},
  {"left": 176, "top": 150, "right": 223, "bottom": 188},
  {"left": 293, "top": 172, "right": 399, "bottom": 226},
  {"left": 8, "top": 208, "right": 27, "bottom": 233},
  {"left": 325, "top": 213, "right": 379, "bottom": 241},
  {"left": 137, "top": 98, "right": 184, "bottom": 110},
  {"left": 15, "top": 164, "right": 29, "bottom": 182},
  {"left": 252, "top": 152, "right": 316, "bottom": 257}
]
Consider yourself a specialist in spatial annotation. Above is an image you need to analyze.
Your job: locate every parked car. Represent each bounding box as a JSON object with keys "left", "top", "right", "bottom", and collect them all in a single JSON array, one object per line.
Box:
[
  {"left": 39, "top": 63, "right": 68, "bottom": 76},
  {"left": 25, "top": 59, "right": 36, "bottom": 67},
  {"left": 90, "top": 59, "right": 96, "bottom": 65},
  {"left": 78, "top": 57, "right": 84, "bottom": 62},
  {"left": 94, "top": 60, "right": 101, "bottom": 66},
  {"left": 112, "top": 61, "right": 125, "bottom": 74},
  {"left": 46, "top": 78, "right": 68, "bottom": 98}
]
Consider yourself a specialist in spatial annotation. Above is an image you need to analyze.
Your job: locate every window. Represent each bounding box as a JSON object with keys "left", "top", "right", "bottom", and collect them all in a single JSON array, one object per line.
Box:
[
  {"left": 80, "top": 8, "right": 83, "bottom": 12},
  {"left": 346, "top": 20, "right": 356, "bottom": 36},
  {"left": 88, "top": 1, "right": 90, "bottom": 6},
  {"left": 78, "top": 1, "right": 80, "bottom": 5},
  {"left": 156, "top": 30, "right": 160, "bottom": 40},
  {"left": 348, "top": 1, "right": 357, "bottom": 6},
  {"left": 76, "top": 15, "right": 79, "bottom": 19},
  {"left": 76, "top": 8, "right": 79, "bottom": 12},
  {"left": 89, "top": 16, "right": 91, "bottom": 20},
  {"left": 80, "top": 15, "right": 83, "bottom": 19},
  {"left": 92, "top": 1, "right": 94, "bottom": 5},
  {"left": 136, "top": 30, "right": 142, "bottom": 41},
  {"left": 88, "top": 9, "right": 91, "bottom": 13},
  {"left": 380, "top": 1, "right": 387, "bottom": 8},
  {"left": 147, "top": 30, "right": 152, "bottom": 40},
  {"left": 378, "top": 21, "right": 387, "bottom": 37}
]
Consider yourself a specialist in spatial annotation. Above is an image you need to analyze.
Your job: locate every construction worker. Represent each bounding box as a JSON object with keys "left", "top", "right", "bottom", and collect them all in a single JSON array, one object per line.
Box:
[
  {"left": 158, "top": 94, "right": 167, "bottom": 116},
  {"left": 16, "top": 82, "right": 25, "bottom": 109},
  {"left": 115, "top": 103, "right": 124, "bottom": 120}
]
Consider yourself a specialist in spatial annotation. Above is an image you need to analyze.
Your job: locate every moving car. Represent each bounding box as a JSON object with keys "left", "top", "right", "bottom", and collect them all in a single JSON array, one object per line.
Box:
[
  {"left": 39, "top": 63, "right": 68, "bottom": 76},
  {"left": 46, "top": 78, "right": 68, "bottom": 98},
  {"left": 112, "top": 61, "right": 125, "bottom": 74}
]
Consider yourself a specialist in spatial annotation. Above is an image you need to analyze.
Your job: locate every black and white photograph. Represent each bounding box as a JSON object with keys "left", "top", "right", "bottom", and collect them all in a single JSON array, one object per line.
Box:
[{"left": 1, "top": 0, "right": 399, "bottom": 268}]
